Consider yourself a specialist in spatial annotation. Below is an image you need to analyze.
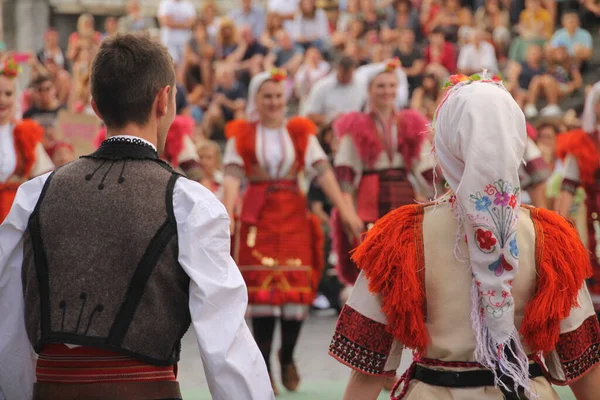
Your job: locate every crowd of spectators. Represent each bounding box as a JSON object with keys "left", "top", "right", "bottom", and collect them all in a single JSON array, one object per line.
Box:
[{"left": 4, "top": 0, "right": 599, "bottom": 308}]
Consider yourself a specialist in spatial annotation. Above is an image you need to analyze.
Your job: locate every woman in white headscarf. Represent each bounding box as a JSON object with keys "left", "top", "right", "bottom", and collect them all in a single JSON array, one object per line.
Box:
[
  {"left": 222, "top": 68, "right": 362, "bottom": 394},
  {"left": 328, "top": 75, "right": 600, "bottom": 400},
  {"left": 556, "top": 80, "right": 600, "bottom": 316},
  {"left": 332, "top": 59, "right": 434, "bottom": 285}
]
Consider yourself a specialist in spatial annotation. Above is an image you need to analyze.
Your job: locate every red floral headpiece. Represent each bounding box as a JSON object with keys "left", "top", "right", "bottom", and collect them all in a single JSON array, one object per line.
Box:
[
  {"left": 384, "top": 58, "right": 401, "bottom": 72},
  {"left": 270, "top": 68, "right": 287, "bottom": 82},
  {"left": 0, "top": 58, "right": 21, "bottom": 79}
]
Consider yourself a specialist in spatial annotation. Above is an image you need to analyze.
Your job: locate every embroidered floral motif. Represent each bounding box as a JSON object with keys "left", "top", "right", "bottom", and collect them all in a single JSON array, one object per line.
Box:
[
  {"left": 469, "top": 179, "right": 520, "bottom": 277},
  {"left": 476, "top": 229, "right": 497, "bottom": 251},
  {"left": 509, "top": 237, "right": 519, "bottom": 258},
  {"left": 488, "top": 254, "right": 514, "bottom": 277}
]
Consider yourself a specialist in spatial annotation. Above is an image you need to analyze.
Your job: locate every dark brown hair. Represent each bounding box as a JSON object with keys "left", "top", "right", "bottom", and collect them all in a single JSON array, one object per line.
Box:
[{"left": 91, "top": 34, "right": 175, "bottom": 129}]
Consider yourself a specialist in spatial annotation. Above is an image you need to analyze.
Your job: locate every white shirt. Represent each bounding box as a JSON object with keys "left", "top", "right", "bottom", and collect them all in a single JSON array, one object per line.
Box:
[
  {"left": 0, "top": 124, "right": 16, "bottom": 183},
  {"left": 457, "top": 41, "right": 498, "bottom": 73},
  {"left": 289, "top": 9, "right": 331, "bottom": 42},
  {"left": 303, "top": 73, "right": 367, "bottom": 123},
  {"left": 157, "top": 0, "right": 196, "bottom": 46},
  {"left": 0, "top": 136, "right": 274, "bottom": 400},
  {"left": 268, "top": 0, "right": 300, "bottom": 14}
]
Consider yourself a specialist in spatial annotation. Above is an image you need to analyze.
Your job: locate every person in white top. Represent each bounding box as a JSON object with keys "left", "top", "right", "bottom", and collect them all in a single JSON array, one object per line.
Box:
[
  {"left": 222, "top": 68, "right": 363, "bottom": 395},
  {"left": 288, "top": 0, "right": 331, "bottom": 51},
  {"left": 456, "top": 28, "right": 499, "bottom": 75},
  {"left": 0, "top": 34, "right": 273, "bottom": 400},
  {"left": 157, "top": 0, "right": 197, "bottom": 65},
  {"left": 303, "top": 56, "right": 366, "bottom": 127}
]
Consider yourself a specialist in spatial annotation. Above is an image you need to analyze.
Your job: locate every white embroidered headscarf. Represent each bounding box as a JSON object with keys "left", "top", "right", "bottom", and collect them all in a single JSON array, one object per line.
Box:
[
  {"left": 582, "top": 81, "right": 600, "bottom": 135},
  {"left": 355, "top": 59, "right": 410, "bottom": 109},
  {"left": 245, "top": 69, "right": 287, "bottom": 122},
  {"left": 434, "top": 77, "right": 531, "bottom": 395}
]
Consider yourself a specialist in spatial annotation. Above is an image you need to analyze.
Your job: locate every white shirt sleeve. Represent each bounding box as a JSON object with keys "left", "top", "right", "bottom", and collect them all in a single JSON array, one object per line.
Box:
[
  {"left": 173, "top": 178, "right": 274, "bottom": 400},
  {"left": 223, "top": 137, "right": 245, "bottom": 167},
  {"left": 0, "top": 173, "right": 51, "bottom": 400},
  {"left": 30, "top": 143, "right": 54, "bottom": 178},
  {"left": 304, "top": 135, "right": 329, "bottom": 181},
  {"left": 316, "top": 9, "right": 330, "bottom": 40},
  {"left": 157, "top": 0, "right": 170, "bottom": 17}
]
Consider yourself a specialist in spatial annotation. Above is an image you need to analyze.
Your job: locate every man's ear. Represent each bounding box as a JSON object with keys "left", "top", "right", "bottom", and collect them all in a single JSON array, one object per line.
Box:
[{"left": 156, "top": 85, "right": 172, "bottom": 118}]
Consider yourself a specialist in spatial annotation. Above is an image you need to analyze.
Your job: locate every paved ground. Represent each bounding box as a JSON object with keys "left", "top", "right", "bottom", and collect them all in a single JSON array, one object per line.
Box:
[{"left": 177, "top": 312, "right": 576, "bottom": 399}]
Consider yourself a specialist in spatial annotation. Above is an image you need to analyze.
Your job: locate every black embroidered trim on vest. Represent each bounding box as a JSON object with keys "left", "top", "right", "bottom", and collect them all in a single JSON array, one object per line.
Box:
[
  {"left": 107, "top": 174, "right": 182, "bottom": 346},
  {"left": 83, "top": 138, "right": 159, "bottom": 161},
  {"left": 28, "top": 171, "right": 57, "bottom": 341}
]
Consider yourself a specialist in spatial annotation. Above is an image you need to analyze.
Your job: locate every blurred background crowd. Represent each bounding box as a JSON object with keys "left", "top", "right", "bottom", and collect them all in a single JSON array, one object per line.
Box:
[{"left": 4, "top": 0, "right": 600, "bottom": 310}]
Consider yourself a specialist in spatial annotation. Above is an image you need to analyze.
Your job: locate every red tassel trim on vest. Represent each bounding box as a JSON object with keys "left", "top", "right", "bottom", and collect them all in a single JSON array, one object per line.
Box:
[
  {"left": 351, "top": 204, "right": 429, "bottom": 353},
  {"left": 13, "top": 119, "right": 44, "bottom": 178},
  {"left": 225, "top": 118, "right": 316, "bottom": 176},
  {"left": 521, "top": 206, "right": 593, "bottom": 354},
  {"left": 36, "top": 344, "right": 177, "bottom": 384},
  {"left": 556, "top": 129, "right": 599, "bottom": 187}
]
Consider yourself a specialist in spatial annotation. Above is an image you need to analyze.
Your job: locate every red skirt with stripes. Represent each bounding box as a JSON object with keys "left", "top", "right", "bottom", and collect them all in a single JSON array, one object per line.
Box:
[{"left": 234, "top": 181, "right": 324, "bottom": 306}]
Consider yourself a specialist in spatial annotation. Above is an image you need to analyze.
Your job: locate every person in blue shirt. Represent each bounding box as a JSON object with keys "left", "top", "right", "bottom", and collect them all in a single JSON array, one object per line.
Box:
[{"left": 549, "top": 11, "right": 592, "bottom": 69}]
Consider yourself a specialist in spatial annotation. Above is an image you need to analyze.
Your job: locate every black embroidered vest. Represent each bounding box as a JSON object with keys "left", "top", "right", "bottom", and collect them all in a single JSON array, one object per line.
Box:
[{"left": 22, "top": 138, "right": 191, "bottom": 365}]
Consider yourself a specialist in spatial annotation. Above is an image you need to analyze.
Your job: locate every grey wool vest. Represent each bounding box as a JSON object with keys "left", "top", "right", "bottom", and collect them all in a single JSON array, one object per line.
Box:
[{"left": 22, "top": 137, "right": 191, "bottom": 365}]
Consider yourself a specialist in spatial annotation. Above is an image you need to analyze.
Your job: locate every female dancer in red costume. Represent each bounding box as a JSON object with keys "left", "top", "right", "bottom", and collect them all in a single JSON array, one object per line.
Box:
[
  {"left": 222, "top": 68, "right": 362, "bottom": 394},
  {"left": 332, "top": 59, "right": 434, "bottom": 285},
  {"left": 0, "top": 58, "right": 52, "bottom": 223}
]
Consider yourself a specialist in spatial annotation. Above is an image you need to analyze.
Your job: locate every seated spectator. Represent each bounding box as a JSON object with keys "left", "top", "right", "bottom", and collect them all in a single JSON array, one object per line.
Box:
[
  {"left": 389, "top": 0, "right": 421, "bottom": 38},
  {"left": 428, "top": 0, "right": 472, "bottom": 43},
  {"left": 49, "top": 142, "right": 75, "bottom": 167},
  {"left": 549, "top": 12, "right": 593, "bottom": 69},
  {"left": 202, "top": 63, "right": 247, "bottom": 143},
  {"left": 337, "top": 0, "right": 360, "bottom": 33},
  {"left": 524, "top": 45, "right": 582, "bottom": 118},
  {"left": 394, "top": 28, "right": 426, "bottom": 95},
  {"left": 359, "top": 0, "right": 388, "bottom": 33},
  {"left": 227, "top": 25, "right": 269, "bottom": 81},
  {"left": 474, "top": 0, "right": 511, "bottom": 57},
  {"left": 197, "top": 140, "right": 224, "bottom": 199},
  {"left": 410, "top": 70, "right": 443, "bottom": 120},
  {"left": 118, "top": 0, "right": 157, "bottom": 35},
  {"left": 289, "top": 0, "right": 331, "bottom": 51},
  {"left": 37, "top": 29, "right": 67, "bottom": 71},
  {"left": 201, "top": 1, "right": 221, "bottom": 43},
  {"left": 30, "top": 55, "right": 72, "bottom": 107},
  {"left": 260, "top": 12, "right": 285, "bottom": 49},
  {"left": 419, "top": 0, "right": 443, "bottom": 37},
  {"left": 368, "top": 43, "right": 394, "bottom": 63},
  {"left": 229, "top": 0, "right": 266, "bottom": 38},
  {"left": 457, "top": 28, "right": 499, "bottom": 75},
  {"left": 509, "top": 0, "right": 552, "bottom": 62},
  {"left": 506, "top": 44, "right": 546, "bottom": 108},
  {"left": 295, "top": 47, "right": 331, "bottom": 112},
  {"left": 103, "top": 17, "right": 119, "bottom": 39},
  {"left": 332, "top": 17, "right": 366, "bottom": 49},
  {"left": 215, "top": 18, "right": 239, "bottom": 60},
  {"left": 183, "top": 20, "right": 215, "bottom": 97},
  {"left": 23, "top": 75, "right": 66, "bottom": 149},
  {"left": 264, "top": 30, "right": 305, "bottom": 75},
  {"left": 67, "top": 13, "right": 102, "bottom": 63},
  {"left": 304, "top": 56, "right": 366, "bottom": 126},
  {"left": 424, "top": 27, "right": 457, "bottom": 74}
]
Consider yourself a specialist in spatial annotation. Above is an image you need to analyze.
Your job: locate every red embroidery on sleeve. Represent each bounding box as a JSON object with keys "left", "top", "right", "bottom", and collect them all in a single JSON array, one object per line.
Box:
[{"left": 556, "top": 315, "right": 600, "bottom": 381}]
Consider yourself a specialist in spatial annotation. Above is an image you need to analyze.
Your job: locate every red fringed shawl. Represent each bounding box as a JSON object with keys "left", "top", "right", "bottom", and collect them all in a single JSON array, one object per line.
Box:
[
  {"left": 224, "top": 117, "right": 316, "bottom": 175},
  {"left": 333, "top": 109, "right": 429, "bottom": 169},
  {"left": 352, "top": 204, "right": 591, "bottom": 355},
  {"left": 521, "top": 206, "right": 592, "bottom": 353},
  {"left": 13, "top": 119, "right": 44, "bottom": 178},
  {"left": 556, "top": 128, "right": 600, "bottom": 187}
]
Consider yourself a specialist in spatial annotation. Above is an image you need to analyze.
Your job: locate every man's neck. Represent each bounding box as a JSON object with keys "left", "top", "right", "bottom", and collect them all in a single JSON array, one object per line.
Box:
[{"left": 106, "top": 123, "right": 158, "bottom": 150}]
